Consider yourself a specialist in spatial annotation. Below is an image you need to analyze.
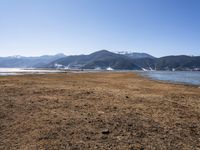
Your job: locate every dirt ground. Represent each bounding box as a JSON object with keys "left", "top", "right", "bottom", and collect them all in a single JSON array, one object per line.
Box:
[{"left": 0, "top": 72, "right": 200, "bottom": 150}]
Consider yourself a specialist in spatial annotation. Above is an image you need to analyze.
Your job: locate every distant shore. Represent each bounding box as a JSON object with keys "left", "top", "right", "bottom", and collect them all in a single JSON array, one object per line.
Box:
[{"left": 1, "top": 72, "right": 200, "bottom": 149}]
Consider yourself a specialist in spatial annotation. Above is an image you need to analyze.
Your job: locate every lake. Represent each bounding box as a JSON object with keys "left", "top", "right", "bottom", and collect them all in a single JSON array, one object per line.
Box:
[{"left": 138, "top": 71, "right": 200, "bottom": 86}]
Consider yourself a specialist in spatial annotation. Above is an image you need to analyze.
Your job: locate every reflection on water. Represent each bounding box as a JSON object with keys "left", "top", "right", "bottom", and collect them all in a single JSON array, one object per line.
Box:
[
  {"left": 138, "top": 71, "right": 200, "bottom": 86},
  {"left": 0, "top": 68, "right": 63, "bottom": 76},
  {"left": 0, "top": 73, "right": 20, "bottom": 76}
]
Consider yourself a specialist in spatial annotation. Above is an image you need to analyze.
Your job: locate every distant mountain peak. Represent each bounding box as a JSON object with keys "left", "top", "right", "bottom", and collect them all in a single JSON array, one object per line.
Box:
[
  {"left": 91, "top": 50, "right": 112, "bottom": 54},
  {"left": 9, "top": 55, "right": 24, "bottom": 59},
  {"left": 40, "top": 53, "right": 66, "bottom": 57},
  {"left": 54, "top": 53, "right": 66, "bottom": 57}
]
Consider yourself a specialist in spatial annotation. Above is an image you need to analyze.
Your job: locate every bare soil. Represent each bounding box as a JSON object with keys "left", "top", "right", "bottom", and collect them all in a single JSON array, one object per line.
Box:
[{"left": 0, "top": 72, "right": 200, "bottom": 150}]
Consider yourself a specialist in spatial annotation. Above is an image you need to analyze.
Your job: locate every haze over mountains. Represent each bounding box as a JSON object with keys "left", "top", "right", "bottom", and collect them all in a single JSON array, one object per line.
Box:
[{"left": 0, "top": 50, "right": 200, "bottom": 71}]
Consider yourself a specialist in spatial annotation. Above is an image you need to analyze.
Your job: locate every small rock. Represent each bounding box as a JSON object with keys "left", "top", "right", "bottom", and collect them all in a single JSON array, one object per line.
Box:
[
  {"left": 128, "top": 123, "right": 132, "bottom": 126},
  {"left": 126, "top": 96, "right": 129, "bottom": 98},
  {"left": 102, "top": 129, "right": 110, "bottom": 134},
  {"left": 113, "top": 106, "right": 117, "bottom": 110}
]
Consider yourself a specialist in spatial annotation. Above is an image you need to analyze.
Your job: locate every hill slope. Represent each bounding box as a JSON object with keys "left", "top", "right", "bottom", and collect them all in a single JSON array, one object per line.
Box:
[{"left": 156, "top": 55, "right": 200, "bottom": 71}]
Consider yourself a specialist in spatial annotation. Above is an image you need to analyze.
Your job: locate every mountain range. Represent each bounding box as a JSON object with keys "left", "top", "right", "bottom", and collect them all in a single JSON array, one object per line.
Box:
[{"left": 0, "top": 50, "right": 199, "bottom": 71}]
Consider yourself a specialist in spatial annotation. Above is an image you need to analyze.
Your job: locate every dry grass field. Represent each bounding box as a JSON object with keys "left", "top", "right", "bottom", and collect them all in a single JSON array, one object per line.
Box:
[{"left": 0, "top": 72, "right": 200, "bottom": 150}]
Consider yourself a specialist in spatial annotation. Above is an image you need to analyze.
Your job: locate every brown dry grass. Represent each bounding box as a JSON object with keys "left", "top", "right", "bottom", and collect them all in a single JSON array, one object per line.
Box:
[{"left": 0, "top": 72, "right": 200, "bottom": 150}]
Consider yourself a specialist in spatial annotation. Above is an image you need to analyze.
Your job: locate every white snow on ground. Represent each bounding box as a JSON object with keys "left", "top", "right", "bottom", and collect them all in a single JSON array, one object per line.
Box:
[
  {"left": 106, "top": 67, "right": 114, "bottom": 71},
  {"left": 54, "top": 63, "right": 63, "bottom": 68},
  {"left": 142, "top": 68, "right": 148, "bottom": 71}
]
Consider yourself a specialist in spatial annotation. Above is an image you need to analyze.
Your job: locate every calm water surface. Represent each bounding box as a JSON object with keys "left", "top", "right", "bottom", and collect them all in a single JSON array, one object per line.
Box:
[
  {"left": 0, "top": 68, "right": 63, "bottom": 76},
  {"left": 138, "top": 71, "right": 200, "bottom": 86}
]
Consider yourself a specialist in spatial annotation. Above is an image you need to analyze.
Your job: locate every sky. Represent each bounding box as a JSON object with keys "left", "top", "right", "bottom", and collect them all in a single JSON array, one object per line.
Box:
[{"left": 0, "top": 0, "right": 200, "bottom": 57}]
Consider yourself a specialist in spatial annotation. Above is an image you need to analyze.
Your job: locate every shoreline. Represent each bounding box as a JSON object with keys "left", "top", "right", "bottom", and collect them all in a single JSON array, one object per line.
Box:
[{"left": 0, "top": 69, "right": 200, "bottom": 87}]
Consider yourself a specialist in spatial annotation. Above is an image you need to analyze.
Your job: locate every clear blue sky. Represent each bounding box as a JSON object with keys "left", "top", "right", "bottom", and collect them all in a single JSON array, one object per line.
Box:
[{"left": 0, "top": 0, "right": 200, "bottom": 57}]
